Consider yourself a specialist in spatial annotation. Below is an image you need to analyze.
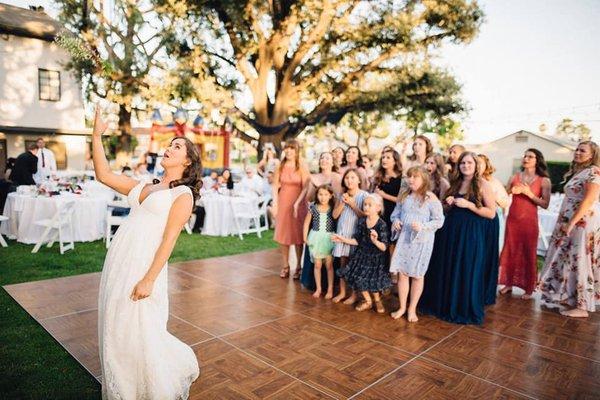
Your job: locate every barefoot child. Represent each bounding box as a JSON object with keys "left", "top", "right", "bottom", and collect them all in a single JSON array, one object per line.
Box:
[
  {"left": 332, "top": 194, "right": 392, "bottom": 313},
  {"left": 331, "top": 169, "right": 367, "bottom": 304},
  {"left": 389, "top": 166, "right": 444, "bottom": 322},
  {"left": 303, "top": 185, "right": 337, "bottom": 298}
]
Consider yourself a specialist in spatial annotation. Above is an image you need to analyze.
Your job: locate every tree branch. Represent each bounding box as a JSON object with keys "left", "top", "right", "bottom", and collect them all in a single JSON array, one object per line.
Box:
[
  {"left": 204, "top": 49, "right": 237, "bottom": 67},
  {"left": 283, "top": 0, "right": 334, "bottom": 81}
]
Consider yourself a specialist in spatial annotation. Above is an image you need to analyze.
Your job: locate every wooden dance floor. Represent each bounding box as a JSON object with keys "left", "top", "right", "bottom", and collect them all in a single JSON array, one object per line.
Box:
[{"left": 4, "top": 249, "right": 600, "bottom": 399}]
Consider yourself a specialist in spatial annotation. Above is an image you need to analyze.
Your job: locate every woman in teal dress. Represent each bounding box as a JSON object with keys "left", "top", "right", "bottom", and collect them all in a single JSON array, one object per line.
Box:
[{"left": 420, "top": 152, "right": 497, "bottom": 325}]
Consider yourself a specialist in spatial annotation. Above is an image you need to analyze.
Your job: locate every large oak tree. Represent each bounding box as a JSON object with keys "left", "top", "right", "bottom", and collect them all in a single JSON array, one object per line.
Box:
[{"left": 173, "top": 0, "right": 483, "bottom": 151}]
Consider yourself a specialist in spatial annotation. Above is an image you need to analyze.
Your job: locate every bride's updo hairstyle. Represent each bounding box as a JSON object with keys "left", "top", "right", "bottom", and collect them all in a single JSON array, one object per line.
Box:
[{"left": 169, "top": 137, "right": 203, "bottom": 200}]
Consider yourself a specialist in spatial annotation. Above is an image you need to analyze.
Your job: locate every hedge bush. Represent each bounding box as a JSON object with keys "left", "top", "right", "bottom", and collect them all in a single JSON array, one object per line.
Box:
[{"left": 547, "top": 161, "right": 571, "bottom": 193}]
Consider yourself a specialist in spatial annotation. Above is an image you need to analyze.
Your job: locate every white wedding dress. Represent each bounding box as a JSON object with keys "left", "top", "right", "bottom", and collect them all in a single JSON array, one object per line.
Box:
[{"left": 98, "top": 182, "right": 199, "bottom": 399}]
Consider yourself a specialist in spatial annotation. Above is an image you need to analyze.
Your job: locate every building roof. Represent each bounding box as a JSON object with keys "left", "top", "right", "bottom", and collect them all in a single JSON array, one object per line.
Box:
[
  {"left": 0, "top": 3, "right": 63, "bottom": 42},
  {"left": 472, "top": 130, "right": 577, "bottom": 151},
  {"left": 0, "top": 125, "right": 91, "bottom": 136}
]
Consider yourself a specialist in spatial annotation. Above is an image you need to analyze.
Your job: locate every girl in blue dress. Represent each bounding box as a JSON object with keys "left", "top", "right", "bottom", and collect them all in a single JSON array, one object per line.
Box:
[
  {"left": 420, "top": 152, "right": 497, "bottom": 325},
  {"left": 389, "top": 167, "right": 444, "bottom": 322}
]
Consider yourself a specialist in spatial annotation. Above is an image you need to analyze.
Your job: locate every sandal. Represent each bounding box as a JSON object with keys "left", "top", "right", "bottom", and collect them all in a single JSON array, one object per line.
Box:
[
  {"left": 293, "top": 268, "right": 302, "bottom": 280},
  {"left": 280, "top": 266, "right": 290, "bottom": 279},
  {"left": 355, "top": 301, "right": 373, "bottom": 312},
  {"left": 374, "top": 299, "right": 385, "bottom": 314}
]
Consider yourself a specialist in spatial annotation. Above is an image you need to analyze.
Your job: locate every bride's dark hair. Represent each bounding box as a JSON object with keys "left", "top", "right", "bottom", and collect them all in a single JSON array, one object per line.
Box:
[{"left": 168, "top": 137, "right": 203, "bottom": 200}]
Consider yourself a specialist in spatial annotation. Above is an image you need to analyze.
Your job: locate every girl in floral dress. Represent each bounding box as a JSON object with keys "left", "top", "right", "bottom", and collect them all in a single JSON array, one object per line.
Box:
[
  {"left": 333, "top": 194, "right": 392, "bottom": 313},
  {"left": 539, "top": 141, "right": 600, "bottom": 318}
]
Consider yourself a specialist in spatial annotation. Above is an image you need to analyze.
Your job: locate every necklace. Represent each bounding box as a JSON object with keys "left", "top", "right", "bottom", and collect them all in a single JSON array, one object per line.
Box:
[{"left": 521, "top": 172, "right": 536, "bottom": 185}]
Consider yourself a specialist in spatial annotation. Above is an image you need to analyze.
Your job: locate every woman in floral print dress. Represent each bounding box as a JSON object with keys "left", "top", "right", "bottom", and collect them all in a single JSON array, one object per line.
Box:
[{"left": 539, "top": 141, "right": 600, "bottom": 318}]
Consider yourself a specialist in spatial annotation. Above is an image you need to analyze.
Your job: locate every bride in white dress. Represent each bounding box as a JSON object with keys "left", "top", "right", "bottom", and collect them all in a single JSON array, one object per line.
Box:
[{"left": 92, "top": 108, "right": 200, "bottom": 399}]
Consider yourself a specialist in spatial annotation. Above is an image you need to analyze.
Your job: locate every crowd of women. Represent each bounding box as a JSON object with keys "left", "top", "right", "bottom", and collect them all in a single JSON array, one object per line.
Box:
[{"left": 271, "top": 137, "right": 600, "bottom": 323}]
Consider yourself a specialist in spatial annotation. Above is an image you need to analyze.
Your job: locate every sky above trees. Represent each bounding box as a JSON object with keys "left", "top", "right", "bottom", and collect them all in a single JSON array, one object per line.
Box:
[{"left": 440, "top": 0, "right": 600, "bottom": 143}]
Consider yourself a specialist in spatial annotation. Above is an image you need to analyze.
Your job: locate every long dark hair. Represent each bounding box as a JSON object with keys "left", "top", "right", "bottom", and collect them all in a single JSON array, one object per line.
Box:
[
  {"left": 342, "top": 146, "right": 364, "bottom": 168},
  {"left": 373, "top": 148, "right": 402, "bottom": 187},
  {"left": 446, "top": 151, "right": 484, "bottom": 208},
  {"left": 168, "top": 137, "right": 203, "bottom": 201},
  {"left": 521, "top": 148, "right": 549, "bottom": 178},
  {"left": 341, "top": 168, "right": 361, "bottom": 192},
  {"left": 314, "top": 184, "right": 336, "bottom": 209},
  {"left": 221, "top": 168, "right": 234, "bottom": 189},
  {"left": 426, "top": 153, "right": 446, "bottom": 198}
]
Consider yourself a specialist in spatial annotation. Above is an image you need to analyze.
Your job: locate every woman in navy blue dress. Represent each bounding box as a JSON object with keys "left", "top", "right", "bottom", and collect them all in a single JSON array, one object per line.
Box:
[{"left": 419, "top": 152, "right": 497, "bottom": 325}]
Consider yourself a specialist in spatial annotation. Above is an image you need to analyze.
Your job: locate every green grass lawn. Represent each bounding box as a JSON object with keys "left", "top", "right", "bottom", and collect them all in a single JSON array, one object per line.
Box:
[{"left": 0, "top": 231, "right": 276, "bottom": 399}]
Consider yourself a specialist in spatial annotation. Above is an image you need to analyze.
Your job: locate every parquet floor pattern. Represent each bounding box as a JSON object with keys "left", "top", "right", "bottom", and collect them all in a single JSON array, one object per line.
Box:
[{"left": 4, "top": 249, "right": 600, "bottom": 399}]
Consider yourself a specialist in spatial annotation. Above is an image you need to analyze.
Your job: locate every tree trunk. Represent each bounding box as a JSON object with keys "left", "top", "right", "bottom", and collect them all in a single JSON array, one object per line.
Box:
[
  {"left": 117, "top": 105, "right": 133, "bottom": 151},
  {"left": 257, "top": 128, "right": 287, "bottom": 160},
  {"left": 115, "top": 104, "right": 133, "bottom": 168}
]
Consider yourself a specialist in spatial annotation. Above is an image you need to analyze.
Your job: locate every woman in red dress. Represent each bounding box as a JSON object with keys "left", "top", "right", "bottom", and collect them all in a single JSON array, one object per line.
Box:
[
  {"left": 499, "top": 148, "right": 551, "bottom": 299},
  {"left": 272, "top": 139, "right": 310, "bottom": 279}
]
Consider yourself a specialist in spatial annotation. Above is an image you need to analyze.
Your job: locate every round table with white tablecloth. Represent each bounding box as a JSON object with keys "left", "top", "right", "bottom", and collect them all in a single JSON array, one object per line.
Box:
[
  {"left": 200, "top": 193, "right": 257, "bottom": 236},
  {"left": 0, "top": 192, "right": 108, "bottom": 243},
  {"left": 81, "top": 180, "right": 115, "bottom": 202}
]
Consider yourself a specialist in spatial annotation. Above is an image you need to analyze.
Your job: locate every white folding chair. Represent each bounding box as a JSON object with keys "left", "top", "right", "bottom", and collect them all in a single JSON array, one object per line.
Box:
[
  {"left": 537, "top": 214, "right": 555, "bottom": 257},
  {"left": 0, "top": 215, "right": 8, "bottom": 247},
  {"left": 230, "top": 197, "right": 263, "bottom": 240},
  {"left": 105, "top": 199, "right": 130, "bottom": 249},
  {"left": 548, "top": 193, "right": 564, "bottom": 213},
  {"left": 31, "top": 200, "right": 76, "bottom": 254}
]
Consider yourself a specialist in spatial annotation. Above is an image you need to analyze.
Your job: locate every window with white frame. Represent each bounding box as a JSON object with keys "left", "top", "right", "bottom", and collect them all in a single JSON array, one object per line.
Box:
[{"left": 38, "top": 69, "right": 61, "bottom": 101}]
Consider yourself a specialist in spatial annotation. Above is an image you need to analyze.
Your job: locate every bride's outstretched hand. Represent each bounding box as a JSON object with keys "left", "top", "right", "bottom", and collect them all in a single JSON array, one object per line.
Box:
[
  {"left": 130, "top": 278, "right": 154, "bottom": 301},
  {"left": 93, "top": 106, "right": 109, "bottom": 137}
]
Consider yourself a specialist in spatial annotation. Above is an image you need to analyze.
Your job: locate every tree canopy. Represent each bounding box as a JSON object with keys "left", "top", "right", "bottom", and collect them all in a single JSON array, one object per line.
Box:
[
  {"left": 57, "top": 0, "right": 180, "bottom": 143},
  {"left": 554, "top": 118, "right": 591, "bottom": 142},
  {"left": 171, "top": 0, "right": 483, "bottom": 150}
]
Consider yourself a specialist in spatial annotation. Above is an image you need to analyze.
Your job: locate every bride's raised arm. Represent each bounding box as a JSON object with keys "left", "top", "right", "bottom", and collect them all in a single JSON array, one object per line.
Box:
[{"left": 92, "top": 106, "right": 139, "bottom": 195}]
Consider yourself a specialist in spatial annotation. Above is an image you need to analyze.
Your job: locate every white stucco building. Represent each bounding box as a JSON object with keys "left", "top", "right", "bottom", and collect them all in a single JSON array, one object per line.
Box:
[
  {"left": 0, "top": 3, "right": 90, "bottom": 176},
  {"left": 468, "top": 130, "right": 575, "bottom": 183}
]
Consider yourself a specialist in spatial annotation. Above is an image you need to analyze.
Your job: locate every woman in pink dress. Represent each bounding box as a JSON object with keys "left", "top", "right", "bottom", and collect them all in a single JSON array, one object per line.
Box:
[
  {"left": 272, "top": 139, "right": 310, "bottom": 279},
  {"left": 499, "top": 149, "right": 551, "bottom": 299}
]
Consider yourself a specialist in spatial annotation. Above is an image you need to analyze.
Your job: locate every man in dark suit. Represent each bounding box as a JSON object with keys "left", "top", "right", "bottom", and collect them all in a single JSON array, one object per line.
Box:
[{"left": 9, "top": 143, "right": 39, "bottom": 186}]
